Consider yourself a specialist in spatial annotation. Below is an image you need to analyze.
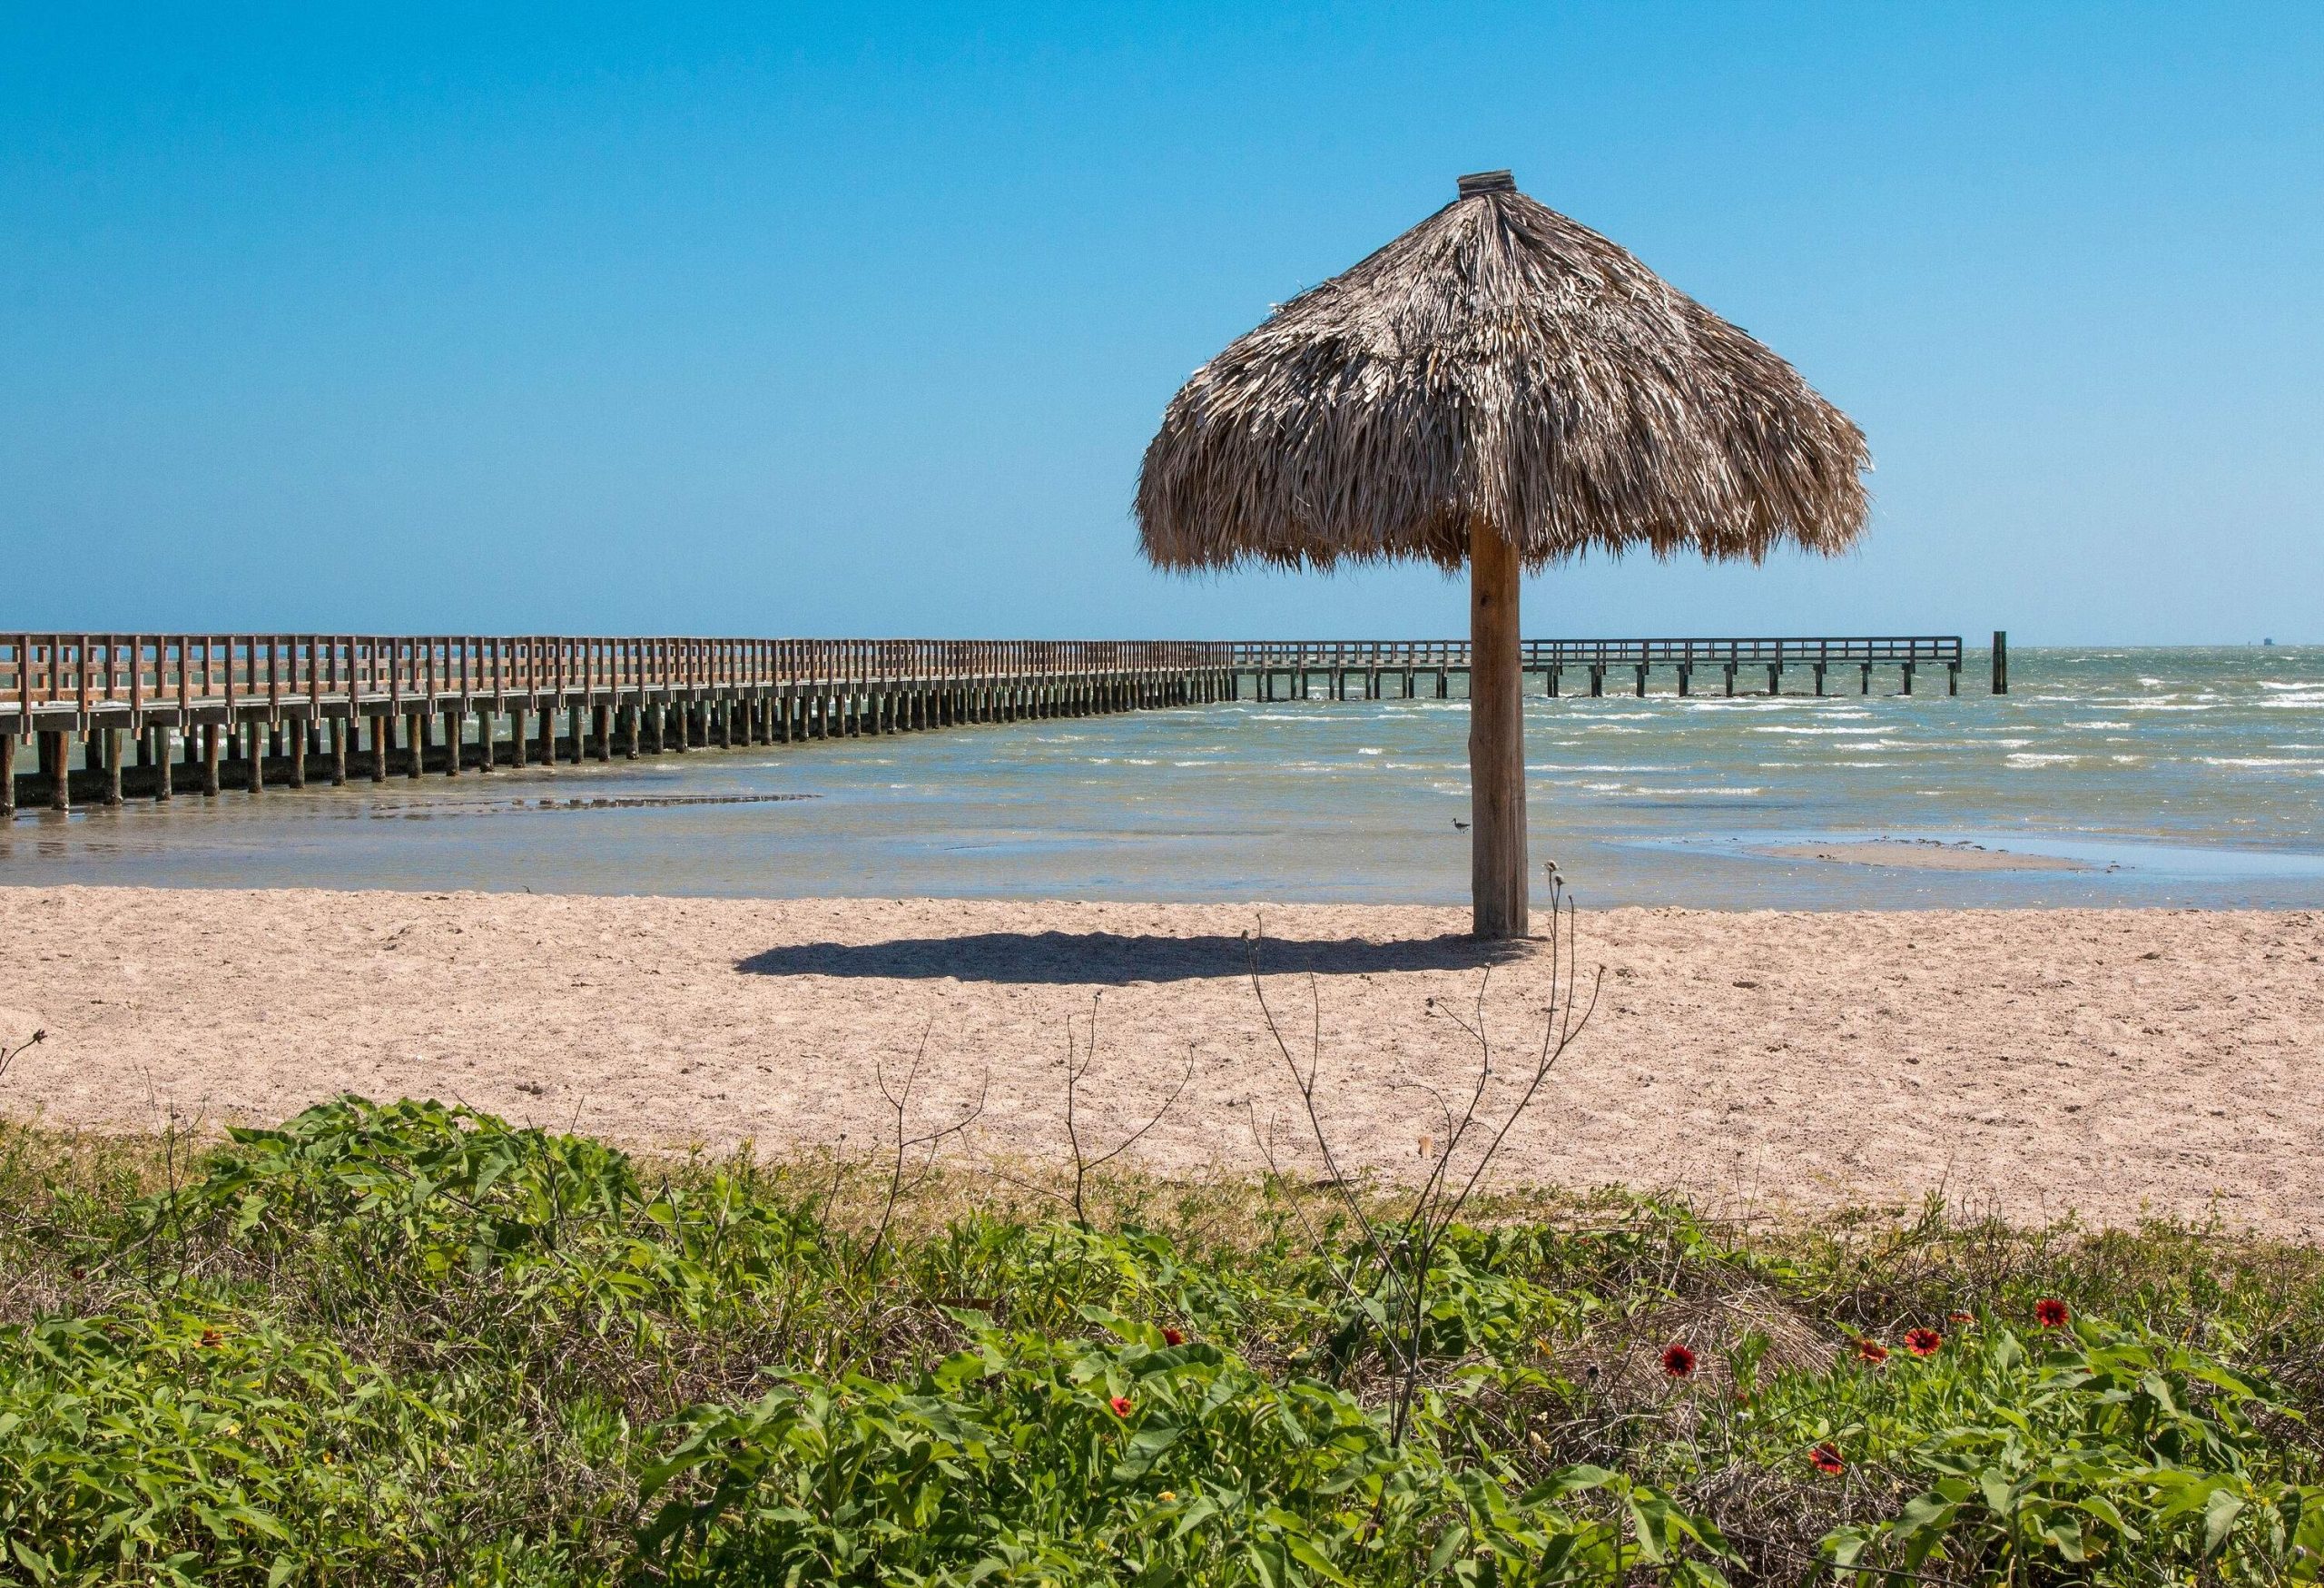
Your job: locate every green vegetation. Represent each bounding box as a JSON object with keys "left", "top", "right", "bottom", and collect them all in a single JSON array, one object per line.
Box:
[{"left": 3, "top": 1098, "right": 2320, "bottom": 1584}]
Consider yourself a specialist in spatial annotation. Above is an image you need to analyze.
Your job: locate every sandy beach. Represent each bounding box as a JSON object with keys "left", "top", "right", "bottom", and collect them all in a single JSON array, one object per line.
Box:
[{"left": 3, "top": 885, "right": 2317, "bottom": 1234}]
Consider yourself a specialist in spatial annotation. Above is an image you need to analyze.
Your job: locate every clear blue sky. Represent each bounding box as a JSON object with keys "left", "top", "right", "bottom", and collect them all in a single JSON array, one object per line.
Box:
[{"left": 4, "top": 4, "right": 2317, "bottom": 643}]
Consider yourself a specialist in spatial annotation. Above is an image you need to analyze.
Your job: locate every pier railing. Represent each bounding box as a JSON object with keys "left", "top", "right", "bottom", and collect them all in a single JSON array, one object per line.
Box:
[
  {"left": 1228, "top": 636, "right": 1962, "bottom": 671},
  {"left": 0, "top": 631, "right": 1973, "bottom": 731},
  {"left": 0, "top": 635, "right": 1234, "bottom": 729}
]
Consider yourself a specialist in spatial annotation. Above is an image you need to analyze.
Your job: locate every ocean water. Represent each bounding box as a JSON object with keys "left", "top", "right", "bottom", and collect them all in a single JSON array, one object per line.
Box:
[{"left": 5, "top": 646, "right": 2322, "bottom": 909}]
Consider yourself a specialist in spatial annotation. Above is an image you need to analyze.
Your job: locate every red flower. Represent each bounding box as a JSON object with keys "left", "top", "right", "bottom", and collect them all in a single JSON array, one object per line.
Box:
[
  {"left": 199, "top": 1327, "right": 224, "bottom": 1349},
  {"left": 1162, "top": 1327, "right": 1186, "bottom": 1346},
  {"left": 1660, "top": 1343, "right": 1696, "bottom": 1379},
  {"left": 1947, "top": 1310, "right": 1974, "bottom": 1325},
  {"left": 1852, "top": 1337, "right": 1889, "bottom": 1366},
  {"left": 2034, "top": 1297, "right": 2070, "bottom": 1329},
  {"left": 1808, "top": 1443, "right": 1846, "bottom": 1475},
  {"left": 1905, "top": 1328, "right": 1943, "bottom": 1356},
  {"left": 1108, "top": 1396, "right": 1134, "bottom": 1417}
]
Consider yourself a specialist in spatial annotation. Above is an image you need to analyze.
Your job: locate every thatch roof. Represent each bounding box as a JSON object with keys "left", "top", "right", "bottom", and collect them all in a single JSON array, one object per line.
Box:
[{"left": 1136, "top": 172, "right": 1871, "bottom": 573}]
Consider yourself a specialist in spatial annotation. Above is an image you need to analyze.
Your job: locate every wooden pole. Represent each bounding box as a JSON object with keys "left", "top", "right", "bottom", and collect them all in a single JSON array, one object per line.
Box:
[
  {"left": 0, "top": 732, "right": 15, "bottom": 819},
  {"left": 46, "top": 731, "right": 71, "bottom": 811},
  {"left": 101, "top": 728, "right": 123, "bottom": 806},
  {"left": 1992, "top": 630, "right": 2008, "bottom": 695},
  {"left": 1468, "top": 524, "right": 1528, "bottom": 940}
]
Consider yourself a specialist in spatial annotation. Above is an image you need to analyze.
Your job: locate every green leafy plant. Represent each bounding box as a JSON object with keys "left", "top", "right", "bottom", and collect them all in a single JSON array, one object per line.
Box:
[
  {"left": 1, "top": 1099, "right": 2320, "bottom": 1585},
  {"left": 0, "top": 1306, "right": 449, "bottom": 1585},
  {"left": 639, "top": 1308, "right": 1728, "bottom": 1585},
  {"left": 1820, "top": 1314, "right": 2324, "bottom": 1581}
]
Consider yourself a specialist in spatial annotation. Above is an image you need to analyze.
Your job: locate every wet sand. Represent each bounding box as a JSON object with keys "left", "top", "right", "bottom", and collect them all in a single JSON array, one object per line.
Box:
[
  {"left": 1762, "top": 840, "right": 2091, "bottom": 872},
  {"left": 3, "top": 886, "right": 2318, "bottom": 1234}
]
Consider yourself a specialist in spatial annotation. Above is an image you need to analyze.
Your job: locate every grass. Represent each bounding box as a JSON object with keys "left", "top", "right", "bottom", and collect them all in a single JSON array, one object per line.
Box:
[{"left": 3, "top": 1098, "right": 2320, "bottom": 1585}]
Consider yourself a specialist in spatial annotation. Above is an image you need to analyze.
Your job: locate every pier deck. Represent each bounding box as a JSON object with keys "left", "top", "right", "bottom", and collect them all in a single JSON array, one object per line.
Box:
[{"left": 2, "top": 632, "right": 1966, "bottom": 812}]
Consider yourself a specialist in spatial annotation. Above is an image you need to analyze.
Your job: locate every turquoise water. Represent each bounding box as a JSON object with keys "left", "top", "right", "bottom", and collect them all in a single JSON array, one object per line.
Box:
[{"left": 5, "top": 647, "right": 2322, "bottom": 908}]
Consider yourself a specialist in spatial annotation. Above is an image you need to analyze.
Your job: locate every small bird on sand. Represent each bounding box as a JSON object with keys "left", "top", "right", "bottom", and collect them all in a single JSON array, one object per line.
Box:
[{"left": 1452, "top": 818, "right": 1470, "bottom": 831}]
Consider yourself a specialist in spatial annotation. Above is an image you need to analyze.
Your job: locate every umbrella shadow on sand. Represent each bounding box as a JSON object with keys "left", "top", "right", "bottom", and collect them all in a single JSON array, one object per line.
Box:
[{"left": 735, "top": 932, "right": 1531, "bottom": 987}]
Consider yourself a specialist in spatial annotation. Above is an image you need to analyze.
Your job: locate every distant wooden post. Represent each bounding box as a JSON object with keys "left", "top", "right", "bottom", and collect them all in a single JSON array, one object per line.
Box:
[
  {"left": 45, "top": 731, "right": 71, "bottom": 811},
  {"left": 202, "top": 725, "right": 222, "bottom": 794},
  {"left": 0, "top": 732, "right": 15, "bottom": 818},
  {"left": 1992, "top": 630, "right": 2008, "bottom": 695},
  {"left": 1468, "top": 523, "right": 1528, "bottom": 940},
  {"left": 101, "top": 729, "right": 123, "bottom": 806}
]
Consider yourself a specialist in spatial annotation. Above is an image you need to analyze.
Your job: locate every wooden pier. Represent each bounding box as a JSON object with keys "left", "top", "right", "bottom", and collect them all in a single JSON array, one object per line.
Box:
[
  {"left": 0, "top": 632, "right": 1967, "bottom": 814},
  {"left": 1235, "top": 636, "right": 1966, "bottom": 703}
]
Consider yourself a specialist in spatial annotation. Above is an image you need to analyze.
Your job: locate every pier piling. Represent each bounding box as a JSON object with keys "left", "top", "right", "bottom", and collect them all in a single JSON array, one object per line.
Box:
[{"left": 40, "top": 732, "right": 67, "bottom": 811}]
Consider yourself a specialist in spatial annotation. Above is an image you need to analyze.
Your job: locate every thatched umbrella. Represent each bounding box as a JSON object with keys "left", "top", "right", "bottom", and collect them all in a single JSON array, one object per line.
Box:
[{"left": 1136, "top": 170, "right": 1870, "bottom": 940}]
